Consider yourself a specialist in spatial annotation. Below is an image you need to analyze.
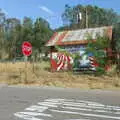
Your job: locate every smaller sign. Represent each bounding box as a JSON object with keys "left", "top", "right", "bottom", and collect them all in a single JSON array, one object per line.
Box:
[{"left": 22, "top": 42, "right": 32, "bottom": 56}]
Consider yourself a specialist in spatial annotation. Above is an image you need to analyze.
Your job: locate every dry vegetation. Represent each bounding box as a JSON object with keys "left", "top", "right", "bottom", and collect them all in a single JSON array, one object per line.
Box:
[{"left": 0, "top": 61, "right": 120, "bottom": 89}]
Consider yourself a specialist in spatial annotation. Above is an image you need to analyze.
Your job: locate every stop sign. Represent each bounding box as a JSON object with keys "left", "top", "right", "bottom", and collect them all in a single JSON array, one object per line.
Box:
[{"left": 22, "top": 42, "right": 32, "bottom": 56}]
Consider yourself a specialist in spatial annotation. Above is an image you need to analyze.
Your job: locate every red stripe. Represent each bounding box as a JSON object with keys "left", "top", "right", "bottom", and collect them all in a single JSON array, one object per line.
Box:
[
  {"left": 56, "top": 31, "right": 68, "bottom": 45},
  {"left": 46, "top": 32, "right": 58, "bottom": 46}
]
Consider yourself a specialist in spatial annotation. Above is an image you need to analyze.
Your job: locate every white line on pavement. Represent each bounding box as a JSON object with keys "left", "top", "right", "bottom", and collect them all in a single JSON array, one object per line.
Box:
[
  {"left": 14, "top": 98, "right": 120, "bottom": 120},
  {"left": 45, "top": 98, "right": 65, "bottom": 102},
  {"left": 50, "top": 109, "right": 120, "bottom": 120},
  {"left": 65, "top": 119, "right": 90, "bottom": 120},
  {"left": 25, "top": 105, "right": 48, "bottom": 112},
  {"left": 62, "top": 106, "right": 115, "bottom": 114},
  {"left": 14, "top": 112, "right": 52, "bottom": 117},
  {"left": 63, "top": 103, "right": 120, "bottom": 111},
  {"left": 38, "top": 102, "right": 58, "bottom": 107}
]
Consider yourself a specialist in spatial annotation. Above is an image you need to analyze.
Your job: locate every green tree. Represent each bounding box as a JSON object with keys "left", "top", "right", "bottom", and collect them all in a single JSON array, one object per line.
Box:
[
  {"left": 0, "top": 9, "right": 6, "bottom": 59},
  {"left": 33, "top": 18, "right": 53, "bottom": 61},
  {"left": 86, "top": 34, "right": 111, "bottom": 75},
  {"left": 61, "top": 5, "right": 120, "bottom": 30},
  {"left": 5, "top": 18, "right": 21, "bottom": 59},
  {"left": 113, "top": 23, "right": 120, "bottom": 72},
  {"left": 22, "top": 17, "right": 34, "bottom": 43},
  {"left": 0, "top": 8, "right": 53, "bottom": 61}
]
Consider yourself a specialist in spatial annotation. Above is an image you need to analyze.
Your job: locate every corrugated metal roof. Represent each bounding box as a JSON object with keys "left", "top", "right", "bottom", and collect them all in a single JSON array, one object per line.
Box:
[{"left": 46, "top": 26, "right": 112, "bottom": 46}]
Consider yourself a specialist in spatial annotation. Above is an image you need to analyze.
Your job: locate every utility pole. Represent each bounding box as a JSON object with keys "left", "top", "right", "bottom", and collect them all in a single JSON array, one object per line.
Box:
[
  {"left": 77, "top": 12, "right": 82, "bottom": 23},
  {"left": 77, "top": 7, "right": 88, "bottom": 28},
  {"left": 86, "top": 7, "right": 88, "bottom": 28}
]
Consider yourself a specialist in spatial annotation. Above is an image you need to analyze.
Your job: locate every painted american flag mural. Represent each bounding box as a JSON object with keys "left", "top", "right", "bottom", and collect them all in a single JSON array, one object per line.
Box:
[{"left": 51, "top": 52, "right": 73, "bottom": 71}]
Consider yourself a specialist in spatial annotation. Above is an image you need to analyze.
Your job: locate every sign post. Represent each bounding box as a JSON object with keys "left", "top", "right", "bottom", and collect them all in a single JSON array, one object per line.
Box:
[{"left": 22, "top": 42, "right": 32, "bottom": 83}]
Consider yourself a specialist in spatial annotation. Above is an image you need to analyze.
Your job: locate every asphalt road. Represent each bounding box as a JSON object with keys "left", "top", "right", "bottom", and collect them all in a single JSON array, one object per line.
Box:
[{"left": 0, "top": 85, "right": 120, "bottom": 120}]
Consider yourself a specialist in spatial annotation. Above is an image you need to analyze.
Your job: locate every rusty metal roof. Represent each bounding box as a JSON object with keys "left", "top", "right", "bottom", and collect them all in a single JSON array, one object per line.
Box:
[{"left": 46, "top": 26, "right": 112, "bottom": 46}]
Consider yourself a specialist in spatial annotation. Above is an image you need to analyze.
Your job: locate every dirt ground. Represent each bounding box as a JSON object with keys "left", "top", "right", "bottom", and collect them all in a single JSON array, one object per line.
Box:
[{"left": 0, "top": 62, "right": 120, "bottom": 89}]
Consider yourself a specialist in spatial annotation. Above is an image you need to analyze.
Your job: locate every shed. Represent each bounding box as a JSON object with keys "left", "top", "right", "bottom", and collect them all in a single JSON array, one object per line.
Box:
[{"left": 46, "top": 26, "right": 112, "bottom": 71}]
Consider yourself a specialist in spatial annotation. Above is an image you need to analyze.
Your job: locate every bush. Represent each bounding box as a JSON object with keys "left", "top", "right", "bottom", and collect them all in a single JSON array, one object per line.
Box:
[{"left": 95, "top": 67, "right": 105, "bottom": 76}]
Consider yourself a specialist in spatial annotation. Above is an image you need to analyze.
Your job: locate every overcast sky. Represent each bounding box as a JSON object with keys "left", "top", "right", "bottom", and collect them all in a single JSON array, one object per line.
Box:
[{"left": 0, "top": 0, "right": 120, "bottom": 29}]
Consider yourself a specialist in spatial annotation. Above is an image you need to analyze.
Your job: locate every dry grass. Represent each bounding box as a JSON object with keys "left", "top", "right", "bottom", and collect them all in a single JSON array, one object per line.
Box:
[{"left": 0, "top": 61, "right": 120, "bottom": 89}]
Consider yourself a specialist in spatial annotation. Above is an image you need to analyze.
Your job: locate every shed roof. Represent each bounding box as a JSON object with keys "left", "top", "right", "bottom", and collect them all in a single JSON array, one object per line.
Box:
[{"left": 46, "top": 26, "right": 112, "bottom": 46}]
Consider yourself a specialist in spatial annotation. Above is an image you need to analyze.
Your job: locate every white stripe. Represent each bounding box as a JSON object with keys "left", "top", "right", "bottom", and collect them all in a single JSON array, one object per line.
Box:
[
  {"left": 41, "top": 101, "right": 61, "bottom": 105},
  {"left": 14, "top": 113, "right": 43, "bottom": 120},
  {"left": 45, "top": 98, "right": 73, "bottom": 103},
  {"left": 42, "top": 99, "right": 120, "bottom": 111},
  {"left": 38, "top": 102, "right": 57, "bottom": 107},
  {"left": 64, "top": 100, "right": 104, "bottom": 106},
  {"left": 50, "top": 109, "right": 120, "bottom": 119},
  {"left": 57, "top": 55, "right": 64, "bottom": 71},
  {"left": 63, "top": 102, "right": 86, "bottom": 106},
  {"left": 50, "top": 109, "right": 80, "bottom": 114},
  {"left": 62, "top": 106, "right": 114, "bottom": 114},
  {"left": 62, "top": 106, "right": 92, "bottom": 112},
  {"left": 78, "top": 100, "right": 103, "bottom": 105},
  {"left": 57, "top": 55, "right": 62, "bottom": 65},
  {"left": 63, "top": 101, "right": 104, "bottom": 107},
  {"left": 78, "top": 101, "right": 120, "bottom": 110},
  {"left": 45, "top": 98, "right": 65, "bottom": 102},
  {"left": 65, "top": 119, "right": 90, "bottom": 120},
  {"left": 88, "top": 103, "right": 105, "bottom": 107},
  {"left": 15, "top": 112, "right": 52, "bottom": 117},
  {"left": 76, "top": 100, "right": 98, "bottom": 103},
  {"left": 25, "top": 105, "right": 48, "bottom": 112},
  {"left": 63, "top": 103, "right": 120, "bottom": 111}
]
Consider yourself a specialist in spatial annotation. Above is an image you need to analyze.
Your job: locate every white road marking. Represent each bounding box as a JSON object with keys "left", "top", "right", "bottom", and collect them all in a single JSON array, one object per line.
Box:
[
  {"left": 14, "top": 111, "right": 52, "bottom": 120},
  {"left": 62, "top": 106, "right": 120, "bottom": 114},
  {"left": 14, "top": 112, "right": 52, "bottom": 117},
  {"left": 14, "top": 98, "right": 120, "bottom": 120},
  {"left": 38, "top": 102, "right": 58, "bottom": 107},
  {"left": 65, "top": 119, "right": 90, "bottom": 120},
  {"left": 63, "top": 102, "right": 120, "bottom": 111},
  {"left": 41, "top": 101, "right": 61, "bottom": 105},
  {"left": 74, "top": 101, "right": 120, "bottom": 110},
  {"left": 45, "top": 98, "right": 65, "bottom": 102},
  {"left": 87, "top": 103, "right": 105, "bottom": 107},
  {"left": 62, "top": 106, "right": 110, "bottom": 113},
  {"left": 50, "top": 109, "right": 120, "bottom": 120},
  {"left": 63, "top": 102, "right": 86, "bottom": 106},
  {"left": 76, "top": 100, "right": 101, "bottom": 104},
  {"left": 25, "top": 105, "right": 48, "bottom": 112},
  {"left": 14, "top": 113, "right": 43, "bottom": 120}
]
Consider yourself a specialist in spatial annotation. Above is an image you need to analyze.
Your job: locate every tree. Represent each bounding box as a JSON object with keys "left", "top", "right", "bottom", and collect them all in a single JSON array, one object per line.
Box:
[
  {"left": 33, "top": 18, "right": 53, "bottom": 61},
  {"left": 113, "top": 23, "right": 120, "bottom": 72},
  {"left": 22, "top": 17, "right": 34, "bottom": 43},
  {"left": 0, "top": 9, "right": 6, "bottom": 59},
  {"left": 61, "top": 5, "right": 120, "bottom": 30},
  {"left": 86, "top": 34, "right": 111, "bottom": 75},
  {"left": 5, "top": 18, "right": 21, "bottom": 59},
  {"left": 0, "top": 8, "right": 53, "bottom": 61}
]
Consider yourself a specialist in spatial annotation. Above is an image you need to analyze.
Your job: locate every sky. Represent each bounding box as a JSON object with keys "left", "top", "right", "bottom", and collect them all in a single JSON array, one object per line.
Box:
[{"left": 0, "top": 0, "right": 120, "bottom": 29}]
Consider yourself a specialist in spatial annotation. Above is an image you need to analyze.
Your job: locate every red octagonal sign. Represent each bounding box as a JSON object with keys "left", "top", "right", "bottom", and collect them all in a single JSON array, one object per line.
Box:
[{"left": 22, "top": 42, "right": 32, "bottom": 56}]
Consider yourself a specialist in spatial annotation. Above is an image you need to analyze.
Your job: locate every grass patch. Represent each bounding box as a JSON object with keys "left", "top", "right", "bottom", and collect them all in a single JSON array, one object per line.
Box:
[{"left": 0, "top": 61, "right": 120, "bottom": 89}]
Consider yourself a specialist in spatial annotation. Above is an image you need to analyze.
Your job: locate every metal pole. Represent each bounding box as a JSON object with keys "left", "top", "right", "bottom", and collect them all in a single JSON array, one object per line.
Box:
[{"left": 24, "top": 56, "right": 28, "bottom": 83}]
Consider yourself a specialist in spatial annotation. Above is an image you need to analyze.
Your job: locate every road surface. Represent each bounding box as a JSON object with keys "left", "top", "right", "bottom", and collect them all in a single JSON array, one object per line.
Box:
[{"left": 0, "top": 85, "right": 120, "bottom": 120}]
